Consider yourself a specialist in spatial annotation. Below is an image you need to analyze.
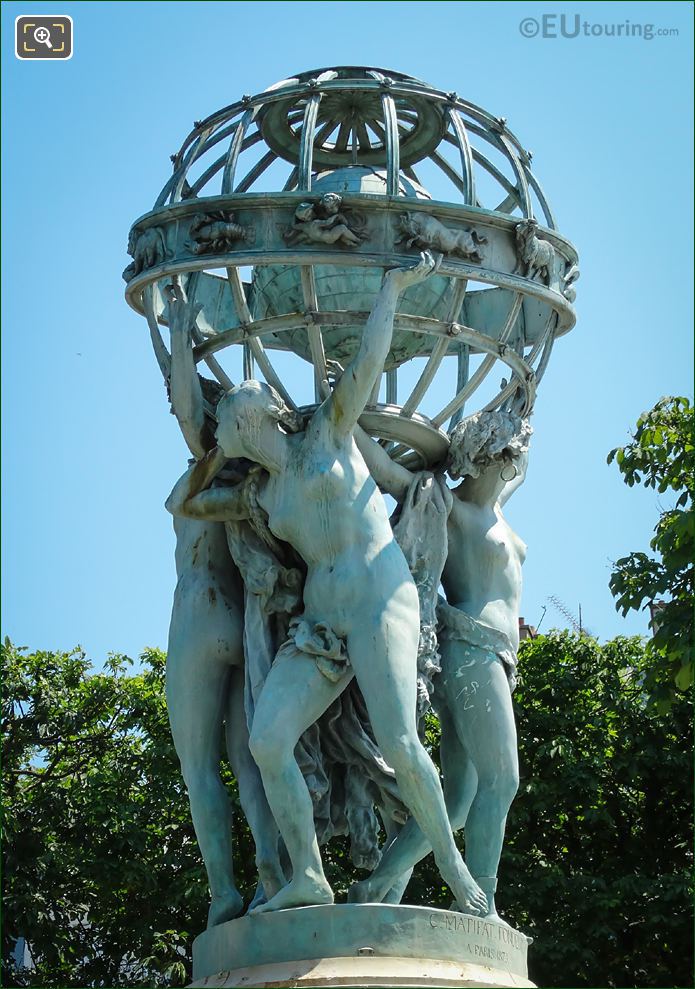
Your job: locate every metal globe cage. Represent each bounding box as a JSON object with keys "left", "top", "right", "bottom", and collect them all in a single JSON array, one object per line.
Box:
[{"left": 124, "top": 67, "right": 578, "bottom": 467}]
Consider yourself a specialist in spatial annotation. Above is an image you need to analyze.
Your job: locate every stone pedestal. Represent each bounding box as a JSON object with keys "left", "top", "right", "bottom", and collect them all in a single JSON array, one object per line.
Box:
[{"left": 190, "top": 904, "right": 535, "bottom": 988}]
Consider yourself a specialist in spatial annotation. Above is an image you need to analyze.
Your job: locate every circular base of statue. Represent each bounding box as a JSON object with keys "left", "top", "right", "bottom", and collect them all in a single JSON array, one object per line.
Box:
[{"left": 190, "top": 903, "right": 535, "bottom": 988}]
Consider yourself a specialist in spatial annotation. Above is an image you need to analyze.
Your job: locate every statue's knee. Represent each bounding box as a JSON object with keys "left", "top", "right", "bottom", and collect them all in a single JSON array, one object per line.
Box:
[
  {"left": 508, "top": 762, "right": 520, "bottom": 796},
  {"left": 249, "top": 724, "right": 283, "bottom": 769},
  {"left": 386, "top": 733, "right": 426, "bottom": 778},
  {"left": 180, "top": 761, "right": 224, "bottom": 800},
  {"left": 479, "top": 762, "right": 519, "bottom": 807},
  {"left": 445, "top": 790, "right": 470, "bottom": 831}
]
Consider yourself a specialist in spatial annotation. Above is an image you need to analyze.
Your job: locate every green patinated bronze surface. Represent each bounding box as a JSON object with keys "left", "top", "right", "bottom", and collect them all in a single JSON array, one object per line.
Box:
[{"left": 124, "top": 65, "right": 577, "bottom": 988}]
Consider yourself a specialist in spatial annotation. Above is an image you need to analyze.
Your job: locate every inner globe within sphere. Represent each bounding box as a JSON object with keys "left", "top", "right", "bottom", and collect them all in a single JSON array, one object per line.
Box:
[{"left": 250, "top": 167, "right": 456, "bottom": 370}]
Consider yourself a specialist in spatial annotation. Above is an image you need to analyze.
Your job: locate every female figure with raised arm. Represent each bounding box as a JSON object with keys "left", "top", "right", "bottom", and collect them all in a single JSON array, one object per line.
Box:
[
  {"left": 164, "top": 287, "right": 286, "bottom": 926},
  {"left": 166, "top": 253, "right": 489, "bottom": 917},
  {"left": 349, "top": 411, "right": 531, "bottom": 923}
]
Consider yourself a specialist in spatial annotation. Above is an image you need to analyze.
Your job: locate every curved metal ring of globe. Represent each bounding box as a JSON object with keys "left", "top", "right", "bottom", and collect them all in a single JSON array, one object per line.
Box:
[{"left": 124, "top": 67, "right": 578, "bottom": 467}]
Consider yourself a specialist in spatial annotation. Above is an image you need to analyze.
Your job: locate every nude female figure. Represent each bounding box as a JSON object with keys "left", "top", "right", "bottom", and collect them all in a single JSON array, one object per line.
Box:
[
  {"left": 165, "top": 253, "right": 489, "bottom": 917},
  {"left": 164, "top": 288, "right": 285, "bottom": 927},
  {"left": 349, "top": 412, "right": 531, "bottom": 922}
]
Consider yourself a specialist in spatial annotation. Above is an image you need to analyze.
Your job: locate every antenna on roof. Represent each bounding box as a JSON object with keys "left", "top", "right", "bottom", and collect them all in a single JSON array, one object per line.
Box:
[{"left": 547, "top": 595, "right": 594, "bottom": 638}]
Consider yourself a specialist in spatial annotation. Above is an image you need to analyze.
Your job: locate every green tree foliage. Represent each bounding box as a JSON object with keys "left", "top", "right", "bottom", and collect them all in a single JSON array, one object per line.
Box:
[
  {"left": 2, "top": 644, "right": 205, "bottom": 987},
  {"left": 607, "top": 396, "right": 694, "bottom": 702},
  {"left": 3, "top": 633, "right": 692, "bottom": 988},
  {"left": 501, "top": 632, "right": 693, "bottom": 989}
]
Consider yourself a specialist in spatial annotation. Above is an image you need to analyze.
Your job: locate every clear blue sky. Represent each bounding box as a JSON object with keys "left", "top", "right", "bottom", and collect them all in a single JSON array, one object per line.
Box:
[{"left": 2, "top": 0, "right": 693, "bottom": 663}]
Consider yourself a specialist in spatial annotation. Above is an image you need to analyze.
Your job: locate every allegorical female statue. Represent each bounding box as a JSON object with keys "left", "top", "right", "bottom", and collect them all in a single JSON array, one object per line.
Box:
[
  {"left": 165, "top": 253, "right": 489, "bottom": 918},
  {"left": 349, "top": 411, "right": 531, "bottom": 922},
  {"left": 164, "top": 287, "right": 288, "bottom": 926}
]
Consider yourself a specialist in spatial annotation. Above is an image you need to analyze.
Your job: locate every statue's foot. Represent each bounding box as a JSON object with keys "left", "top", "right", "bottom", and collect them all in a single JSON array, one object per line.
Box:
[
  {"left": 484, "top": 907, "right": 514, "bottom": 930},
  {"left": 347, "top": 875, "right": 391, "bottom": 904},
  {"left": 248, "top": 883, "right": 267, "bottom": 914},
  {"left": 446, "top": 862, "right": 488, "bottom": 917},
  {"left": 208, "top": 889, "right": 244, "bottom": 927},
  {"left": 450, "top": 899, "right": 513, "bottom": 928},
  {"left": 250, "top": 873, "right": 333, "bottom": 914}
]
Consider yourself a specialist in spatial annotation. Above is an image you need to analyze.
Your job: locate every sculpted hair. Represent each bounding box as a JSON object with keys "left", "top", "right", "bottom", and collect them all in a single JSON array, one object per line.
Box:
[
  {"left": 216, "top": 380, "right": 304, "bottom": 435},
  {"left": 448, "top": 411, "right": 532, "bottom": 479}
]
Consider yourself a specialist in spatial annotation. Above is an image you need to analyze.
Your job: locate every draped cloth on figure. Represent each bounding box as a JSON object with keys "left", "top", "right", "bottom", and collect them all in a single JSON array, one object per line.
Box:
[
  {"left": 223, "top": 467, "right": 408, "bottom": 869},
  {"left": 391, "top": 471, "right": 452, "bottom": 720},
  {"left": 437, "top": 598, "right": 518, "bottom": 693}
]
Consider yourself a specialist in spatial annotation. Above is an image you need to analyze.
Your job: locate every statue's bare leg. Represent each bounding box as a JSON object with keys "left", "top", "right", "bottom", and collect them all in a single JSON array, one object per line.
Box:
[
  {"left": 166, "top": 649, "right": 243, "bottom": 927},
  {"left": 443, "top": 648, "right": 519, "bottom": 920},
  {"left": 224, "top": 667, "right": 285, "bottom": 901},
  {"left": 248, "top": 652, "right": 352, "bottom": 914},
  {"left": 350, "top": 702, "right": 478, "bottom": 904},
  {"left": 378, "top": 815, "right": 413, "bottom": 905},
  {"left": 346, "top": 617, "right": 488, "bottom": 917}
]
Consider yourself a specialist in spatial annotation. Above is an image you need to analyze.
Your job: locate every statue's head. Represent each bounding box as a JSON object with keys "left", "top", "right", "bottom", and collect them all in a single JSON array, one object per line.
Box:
[
  {"left": 516, "top": 218, "right": 539, "bottom": 245},
  {"left": 447, "top": 410, "right": 532, "bottom": 480},
  {"left": 215, "top": 380, "right": 303, "bottom": 462},
  {"left": 127, "top": 227, "right": 138, "bottom": 256},
  {"left": 320, "top": 192, "right": 342, "bottom": 214}
]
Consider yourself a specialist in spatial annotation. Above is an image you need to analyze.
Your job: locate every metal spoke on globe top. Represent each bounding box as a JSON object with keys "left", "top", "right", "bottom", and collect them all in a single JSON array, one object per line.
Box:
[
  {"left": 174, "top": 128, "right": 264, "bottom": 201},
  {"left": 172, "top": 126, "right": 216, "bottom": 203},
  {"left": 497, "top": 132, "right": 532, "bottom": 218},
  {"left": 222, "top": 109, "right": 256, "bottom": 194},
  {"left": 182, "top": 271, "right": 236, "bottom": 390},
  {"left": 470, "top": 149, "right": 522, "bottom": 211},
  {"left": 143, "top": 284, "right": 171, "bottom": 380},
  {"left": 193, "top": 330, "right": 236, "bottom": 392},
  {"left": 523, "top": 165, "right": 557, "bottom": 229},
  {"left": 312, "top": 117, "right": 339, "bottom": 149},
  {"left": 298, "top": 93, "right": 322, "bottom": 190},
  {"left": 369, "top": 373, "right": 383, "bottom": 406},
  {"left": 484, "top": 309, "right": 556, "bottom": 414},
  {"left": 432, "top": 291, "right": 523, "bottom": 427},
  {"left": 188, "top": 152, "right": 228, "bottom": 198},
  {"left": 300, "top": 266, "right": 330, "bottom": 401},
  {"left": 225, "top": 265, "right": 297, "bottom": 408},
  {"left": 334, "top": 120, "right": 352, "bottom": 154},
  {"left": 450, "top": 343, "right": 471, "bottom": 430},
  {"left": 355, "top": 120, "right": 371, "bottom": 151},
  {"left": 386, "top": 368, "right": 398, "bottom": 405},
  {"left": 283, "top": 166, "right": 299, "bottom": 191},
  {"left": 235, "top": 150, "right": 278, "bottom": 194},
  {"left": 400, "top": 277, "right": 469, "bottom": 417},
  {"left": 379, "top": 91, "right": 401, "bottom": 195},
  {"left": 446, "top": 108, "right": 476, "bottom": 205},
  {"left": 430, "top": 152, "right": 467, "bottom": 196}
]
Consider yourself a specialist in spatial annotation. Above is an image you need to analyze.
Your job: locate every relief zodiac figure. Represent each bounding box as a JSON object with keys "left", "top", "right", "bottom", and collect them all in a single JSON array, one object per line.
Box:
[
  {"left": 350, "top": 411, "right": 531, "bottom": 923},
  {"left": 165, "top": 252, "right": 489, "bottom": 918},
  {"left": 284, "top": 192, "right": 367, "bottom": 247}
]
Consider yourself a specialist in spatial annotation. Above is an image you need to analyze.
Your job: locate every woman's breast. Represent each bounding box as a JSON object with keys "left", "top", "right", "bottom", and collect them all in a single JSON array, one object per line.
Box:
[{"left": 263, "top": 456, "right": 384, "bottom": 562}]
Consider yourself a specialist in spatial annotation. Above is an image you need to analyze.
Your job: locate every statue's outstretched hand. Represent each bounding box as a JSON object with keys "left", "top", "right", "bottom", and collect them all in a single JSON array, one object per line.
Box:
[{"left": 385, "top": 250, "right": 441, "bottom": 291}]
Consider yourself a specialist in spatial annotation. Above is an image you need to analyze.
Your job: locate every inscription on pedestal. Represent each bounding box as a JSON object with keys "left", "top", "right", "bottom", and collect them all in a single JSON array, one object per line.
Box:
[
  {"left": 193, "top": 904, "right": 531, "bottom": 985},
  {"left": 429, "top": 911, "right": 525, "bottom": 965}
]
